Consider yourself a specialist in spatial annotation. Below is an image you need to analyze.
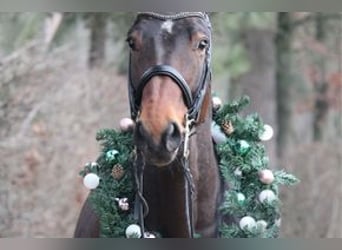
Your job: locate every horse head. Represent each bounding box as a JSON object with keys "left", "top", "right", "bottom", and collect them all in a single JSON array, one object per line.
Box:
[{"left": 127, "top": 12, "right": 212, "bottom": 167}]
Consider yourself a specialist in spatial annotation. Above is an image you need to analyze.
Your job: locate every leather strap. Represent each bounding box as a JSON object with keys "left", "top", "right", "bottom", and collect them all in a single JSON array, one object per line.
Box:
[
  {"left": 135, "top": 65, "right": 193, "bottom": 110},
  {"left": 129, "top": 62, "right": 210, "bottom": 123}
]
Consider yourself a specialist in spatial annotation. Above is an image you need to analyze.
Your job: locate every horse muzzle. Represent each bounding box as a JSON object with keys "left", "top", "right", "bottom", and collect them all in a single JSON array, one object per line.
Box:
[{"left": 134, "top": 121, "right": 183, "bottom": 167}]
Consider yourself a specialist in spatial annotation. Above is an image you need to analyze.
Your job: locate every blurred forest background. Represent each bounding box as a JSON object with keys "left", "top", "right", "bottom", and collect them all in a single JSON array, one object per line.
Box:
[{"left": 0, "top": 12, "right": 341, "bottom": 238}]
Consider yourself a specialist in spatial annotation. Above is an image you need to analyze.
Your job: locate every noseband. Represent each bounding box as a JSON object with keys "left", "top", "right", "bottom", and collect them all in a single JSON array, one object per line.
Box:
[{"left": 128, "top": 12, "right": 212, "bottom": 238}]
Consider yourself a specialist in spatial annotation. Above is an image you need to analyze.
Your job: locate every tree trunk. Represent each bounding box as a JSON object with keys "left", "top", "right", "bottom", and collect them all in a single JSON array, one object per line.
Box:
[
  {"left": 88, "top": 13, "right": 107, "bottom": 69},
  {"left": 313, "top": 13, "right": 329, "bottom": 141},
  {"left": 238, "top": 28, "right": 277, "bottom": 166},
  {"left": 275, "top": 12, "right": 294, "bottom": 158}
]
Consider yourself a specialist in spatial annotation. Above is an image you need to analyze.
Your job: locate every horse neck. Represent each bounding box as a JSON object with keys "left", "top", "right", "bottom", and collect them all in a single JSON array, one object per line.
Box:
[
  {"left": 190, "top": 92, "right": 215, "bottom": 166},
  {"left": 143, "top": 93, "right": 219, "bottom": 237},
  {"left": 187, "top": 101, "right": 221, "bottom": 237}
]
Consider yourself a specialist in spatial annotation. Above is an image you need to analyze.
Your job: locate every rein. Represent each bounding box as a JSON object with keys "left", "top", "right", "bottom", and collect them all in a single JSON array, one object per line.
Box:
[{"left": 128, "top": 12, "right": 212, "bottom": 238}]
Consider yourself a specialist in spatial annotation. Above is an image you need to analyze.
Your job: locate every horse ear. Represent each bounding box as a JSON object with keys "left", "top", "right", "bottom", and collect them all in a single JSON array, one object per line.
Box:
[{"left": 197, "top": 84, "right": 211, "bottom": 124}]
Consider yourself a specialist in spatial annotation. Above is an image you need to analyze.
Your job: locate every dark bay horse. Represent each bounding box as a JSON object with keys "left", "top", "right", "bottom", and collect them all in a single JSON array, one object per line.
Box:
[{"left": 74, "top": 12, "right": 222, "bottom": 238}]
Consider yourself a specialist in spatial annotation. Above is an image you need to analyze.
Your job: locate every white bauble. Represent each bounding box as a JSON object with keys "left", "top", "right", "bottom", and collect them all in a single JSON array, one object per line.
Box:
[
  {"left": 237, "top": 193, "right": 246, "bottom": 203},
  {"left": 259, "top": 189, "right": 277, "bottom": 203},
  {"left": 83, "top": 173, "right": 100, "bottom": 189},
  {"left": 259, "top": 169, "right": 275, "bottom": 185},
  {"left": 119, "top": 117, "right": 135, "bottom": 132},
  {"left": 117, "top": 197, "right": 129, "bottom": 211},
  {"left": 212, "top": 96, "right": 222, "bottom": 111},
  {"left": 259, "top": 124, "right": 274, "bottom": 141},
  {"left": 125, "top": 224, "right": 142, "bottom": 238},
  {"left": 211, "top": 122, "right": 227, "bottom": 144},
  {"left": 143, "top": 232, "right": 156, "bottom": 238},
  {"left": 234, "top": 168, "right": 242, "bottom": 177},
  {"left": 256, "top": 220, "right": 268, "bottom": 231},
  {"left": 239, "top": 216, "right": 257, "bottom": 231},
  {"left": 91, "top": 161, "right": 98, "bottom": 168}
]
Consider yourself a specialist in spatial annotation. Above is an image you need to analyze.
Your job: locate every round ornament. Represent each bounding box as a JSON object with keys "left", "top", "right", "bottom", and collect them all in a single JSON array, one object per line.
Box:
[
  {"left": 235, "top": 140, "right": 251, "bottom": 155},
  {"left": 211, "top": 122, "right": 227, "bottom": 144},
  {"left": 143, "top": 232, "right": 156, "bottom": 238},
  {"left": 256, "top": 220, "right": 268, "bottom": 231},
  {"left": 106, "top": 149, "right": 119, "bottom": 162},
  {"left": 234, "top": 168, "right": 242, "bottom": 177},
  {"left": 259, "top": 169, "right": 275, "bottom": 185},
  {"left": 259, "top": 189, "right": 277, "bottom": 203},
  {"left": 115, "top": 197, "right": 129, "bottom": 211},
  {"left": 212, "top": 96, "right": 222, "bottom": 111},
  {"left": 91, "top": 161, "right": 99, "bottom": 168},
  {"left": 237, "top": 193, "right": 246, "bottom": 204},
  {"left": 125, "top": 224, "right": 142, "bottom": 238},
  {"left": 239, "top": 216, "right": 257, "bottom": 231},
  {"left": 83, "top": 173, "right": 100, "bottom": 189},
  {"left": 259, "top": 124, "right": 274, "bottom": 141},
  {"left": 119, "top": 118, "right": 135, "bottom": 132}
]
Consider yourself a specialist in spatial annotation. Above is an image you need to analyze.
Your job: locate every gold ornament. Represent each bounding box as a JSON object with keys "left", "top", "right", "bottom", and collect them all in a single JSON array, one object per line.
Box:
[
  {"left": 111, "top": 164, "right": 124, "bottom": 180},
  {"left": 222, "top": 120, "right": 234, "bottom": 135}
]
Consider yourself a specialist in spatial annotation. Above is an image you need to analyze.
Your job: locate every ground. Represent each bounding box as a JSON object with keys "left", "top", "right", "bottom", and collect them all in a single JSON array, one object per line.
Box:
[{"left": 0, "top": 49, "right": 129, "bottom": 236}]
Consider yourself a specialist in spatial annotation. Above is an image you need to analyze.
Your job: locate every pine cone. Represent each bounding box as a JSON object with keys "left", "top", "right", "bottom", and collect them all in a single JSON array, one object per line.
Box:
[
  {"left": 112, "top": 164, "right": 124, "bottom": 180},
  {"left": 222, "top": 120, "right": 234, "bottom": 135}
]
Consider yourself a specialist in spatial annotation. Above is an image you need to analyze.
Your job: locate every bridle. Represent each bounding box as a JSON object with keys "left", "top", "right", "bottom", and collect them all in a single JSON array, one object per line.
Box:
[
  {"left": 127, "top": 12, "right": 212, "bottom": 238},
  {"left": 128, "top": 12, "right": 212, "bottom": 123}
]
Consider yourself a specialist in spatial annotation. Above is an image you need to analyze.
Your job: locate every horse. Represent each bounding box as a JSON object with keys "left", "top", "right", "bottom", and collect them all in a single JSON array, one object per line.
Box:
[{"left": 74, "top": 12, "right": 222, "bottom": 238}]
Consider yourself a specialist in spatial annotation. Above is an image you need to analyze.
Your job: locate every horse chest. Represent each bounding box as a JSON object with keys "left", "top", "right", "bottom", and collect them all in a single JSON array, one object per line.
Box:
[{"left": 143, "top": 131, "right": 221, "bottom": 237}]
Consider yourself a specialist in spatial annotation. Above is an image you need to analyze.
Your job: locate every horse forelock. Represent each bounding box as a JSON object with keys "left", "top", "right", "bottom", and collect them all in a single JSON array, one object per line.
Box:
[{"left": 136, "top": 12, "right": 209, "bottom": 21}]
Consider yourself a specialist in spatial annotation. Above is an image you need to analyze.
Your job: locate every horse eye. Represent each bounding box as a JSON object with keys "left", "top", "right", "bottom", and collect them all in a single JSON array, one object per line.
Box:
[
  {"left": 198, "top": 39, "right": 209, "bottom": 50},
  {"left": 126, "top": 37, "right": 136, "bottom": 50}
]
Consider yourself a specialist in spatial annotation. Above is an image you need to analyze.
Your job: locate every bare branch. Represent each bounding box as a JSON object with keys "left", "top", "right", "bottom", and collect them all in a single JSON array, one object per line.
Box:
[
  {"left": 18, "top": 102, "right": 44, "bottom": 138},
  {"left": 44, "top": 12, "right": 63, "bottom": 45},
  {"left": 292, "top": 13, "right": 342, "bottom": 27},
  {"left": 0, "top": 13, "right": 63, "bottom": 88},
  {"left": 0, "top": 41, "right": 44, "bottom": 87}
]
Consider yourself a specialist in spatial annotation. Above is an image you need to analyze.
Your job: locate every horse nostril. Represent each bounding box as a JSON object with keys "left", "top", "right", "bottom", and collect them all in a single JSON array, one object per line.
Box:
[{"left": 164, "top": 122, "right": 181, "bottom": 152}]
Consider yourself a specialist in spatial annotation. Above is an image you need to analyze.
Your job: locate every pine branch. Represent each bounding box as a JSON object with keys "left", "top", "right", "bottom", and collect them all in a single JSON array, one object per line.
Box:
[{"left": 274, "top": 169, "right": 300, "bottom": 186}]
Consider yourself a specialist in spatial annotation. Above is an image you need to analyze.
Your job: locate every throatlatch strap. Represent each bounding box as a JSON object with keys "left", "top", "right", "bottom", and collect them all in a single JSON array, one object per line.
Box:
[
  {"left": 182, "top": 158, "right": 195, "bottom": 238},
  {"left": 182, "top": 116, "right": 195, "bottom": 238},
  {"left": 133, "top": 151, "right": 149, "bottom": 237}
]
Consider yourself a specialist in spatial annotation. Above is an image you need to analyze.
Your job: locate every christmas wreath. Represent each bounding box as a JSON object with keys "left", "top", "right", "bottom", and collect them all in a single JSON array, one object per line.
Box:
[{"left": 79, "top": 95, "right": 299, "bottom": 238}]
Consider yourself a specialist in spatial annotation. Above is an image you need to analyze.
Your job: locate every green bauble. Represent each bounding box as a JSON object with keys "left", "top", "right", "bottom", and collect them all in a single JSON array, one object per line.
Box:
[
  {"left": 106, "top": 149, "right": 119, "bottom": 162},
  {"left": 235, "top": 140, "right": 251, "bottom": 155}
]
